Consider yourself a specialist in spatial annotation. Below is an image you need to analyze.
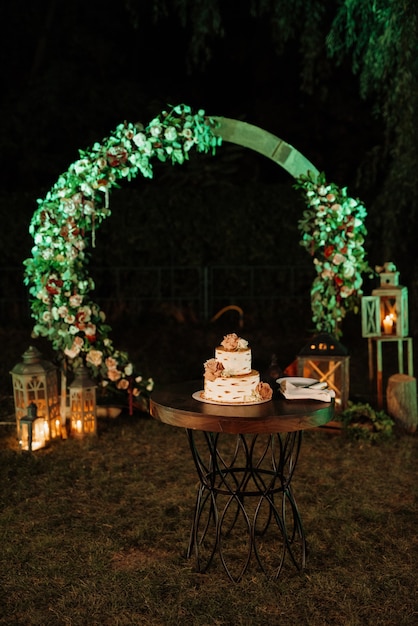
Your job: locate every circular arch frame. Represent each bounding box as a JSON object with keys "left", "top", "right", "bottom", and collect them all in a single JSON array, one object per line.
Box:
[
  {"left": 23, "top": 104, "right": 369, "bottom": 408},
  {"left": 212, "top": 117, "right": 319, "bottom": 179}
]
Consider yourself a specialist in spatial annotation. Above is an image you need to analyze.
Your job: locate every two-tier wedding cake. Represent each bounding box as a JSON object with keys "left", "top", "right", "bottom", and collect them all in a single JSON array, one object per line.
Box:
[{"left": 202, "top": 333, "right": 272, "bottom": 403}]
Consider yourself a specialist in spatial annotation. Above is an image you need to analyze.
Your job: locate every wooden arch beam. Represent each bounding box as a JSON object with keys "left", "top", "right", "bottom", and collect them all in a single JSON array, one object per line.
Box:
[{"left": 212, "top": 117, "right": 319, "bottom": 179}]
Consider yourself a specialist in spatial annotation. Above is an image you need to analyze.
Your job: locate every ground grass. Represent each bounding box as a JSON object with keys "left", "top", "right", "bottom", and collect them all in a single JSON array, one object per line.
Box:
[
  {"left": 1, "top": 316, "right": 417, "bottom": 625},
  {"left": 0, "top": 413, "right": 417, "bottom": 626}
]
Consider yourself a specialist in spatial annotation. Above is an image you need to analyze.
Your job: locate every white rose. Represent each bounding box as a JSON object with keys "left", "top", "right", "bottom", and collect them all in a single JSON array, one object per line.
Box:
[
  {"left": 132, "top": 132, "right": 147, "bottom": 147},
  {"left": 342, "top": 264, "right": 355, "bottom": 278},
  {"left": 150, "top": 125, "right": 162, "bottom": 137},
  {"left": 164, "top": 126, "right": 177, "bottom": 141}
]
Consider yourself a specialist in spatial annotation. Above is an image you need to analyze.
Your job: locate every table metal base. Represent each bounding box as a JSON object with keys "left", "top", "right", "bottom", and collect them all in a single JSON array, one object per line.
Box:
[{"left": 186, "top": 429, "right": 306, "bottom": 582}]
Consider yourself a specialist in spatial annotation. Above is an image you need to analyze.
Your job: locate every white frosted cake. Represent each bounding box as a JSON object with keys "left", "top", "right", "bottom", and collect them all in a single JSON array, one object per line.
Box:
[{"left": 203, "top": 333, "right": 273, "bottom": 403}]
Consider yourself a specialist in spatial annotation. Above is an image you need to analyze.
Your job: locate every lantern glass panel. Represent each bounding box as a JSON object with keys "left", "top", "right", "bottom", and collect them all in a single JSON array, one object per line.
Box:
[
  {"left": 297, "top": 355, "right": 350, "bottom": 411},
  {"left": 69, "top": 368, "right": 97, "bottom": 437},
  {"left": 19, "top": 406, "right": 47, "bottom": 452},
  {"left": 371, "top": 286, "right": 408, "bottom": 337}
]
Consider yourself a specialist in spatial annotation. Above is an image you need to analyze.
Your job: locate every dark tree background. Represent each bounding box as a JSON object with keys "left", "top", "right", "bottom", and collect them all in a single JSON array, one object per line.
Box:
[
  {"left": 1, "top": 0, "right": 417, "bottom": 323},
  {"left": 1, "top": 0, "right": 382, "bottom": 185}
]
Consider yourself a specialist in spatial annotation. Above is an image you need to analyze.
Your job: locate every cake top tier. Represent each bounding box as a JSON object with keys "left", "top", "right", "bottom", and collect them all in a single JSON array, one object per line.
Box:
[{"left": 205, "top": 333, "right": 252, "bottom": 378}]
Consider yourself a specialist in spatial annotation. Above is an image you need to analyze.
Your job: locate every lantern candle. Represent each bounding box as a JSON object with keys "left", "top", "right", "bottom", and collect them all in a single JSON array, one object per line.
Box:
[
  {"left": 383, "top": 314, "right": 394, "bottom": 335},
  {"left": 69, "top": 365, "right": 97, "bottom": 437}
]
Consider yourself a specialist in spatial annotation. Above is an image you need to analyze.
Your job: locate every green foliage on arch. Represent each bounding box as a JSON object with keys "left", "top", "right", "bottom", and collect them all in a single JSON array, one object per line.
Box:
[
  {"left": 295, "top": 172, "right": 372, "bottom": 337},
  {"left": 23, "top": 101, "right": 372, "bottom": 407},
  {"left": 23, "top": 104, "right": 221, "bottom": 400}
]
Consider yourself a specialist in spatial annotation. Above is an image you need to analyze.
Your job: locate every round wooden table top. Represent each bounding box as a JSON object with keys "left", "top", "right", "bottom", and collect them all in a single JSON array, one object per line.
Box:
[{"left": 150, "top": 381, "right": 334, "bottom": 434}]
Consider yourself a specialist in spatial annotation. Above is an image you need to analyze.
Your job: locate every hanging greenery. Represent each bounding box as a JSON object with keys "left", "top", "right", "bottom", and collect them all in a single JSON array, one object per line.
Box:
[{"left": 296, "top": 171, "right": 373, "bottom": 338}]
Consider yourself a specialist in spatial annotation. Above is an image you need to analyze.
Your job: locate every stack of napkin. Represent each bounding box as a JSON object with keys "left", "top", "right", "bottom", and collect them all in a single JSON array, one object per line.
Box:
[{"left": 277, "top": 379, "right": 335, "bottom": 402}]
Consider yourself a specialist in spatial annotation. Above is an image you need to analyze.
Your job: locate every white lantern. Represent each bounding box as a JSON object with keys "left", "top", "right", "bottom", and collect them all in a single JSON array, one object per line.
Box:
[
  {"left": 10, "top": 346, "right": 61, "bottom": 442},
  {"left": 361, "top": 264, "right": 414, "bottom": 407},
  {"left": 69, "top": 366, "right": 97, "bottom": 437},
  {"left": 361, "top": 267, "right": 409, "bottom": 338}
]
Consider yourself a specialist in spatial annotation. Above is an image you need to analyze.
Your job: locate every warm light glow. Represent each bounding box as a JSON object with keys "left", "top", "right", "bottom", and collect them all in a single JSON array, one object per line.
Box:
[
  {"left": 297, "top": 354, "right": 349, "bottom": 411},
  {"left": 19, "top": 417, "right": 47, "bottom": 451},
  {"left": 76, "top": 419, "right": 82, "bottom": 433},
  {"left": 383, "top": 314, "right": 394, "bottom": 334},
  {"left": 30, "top": 440, "right": 45, "bottom": 451},
  {"left": 10, "top": 347, "right": 61, "bottom": 442}
]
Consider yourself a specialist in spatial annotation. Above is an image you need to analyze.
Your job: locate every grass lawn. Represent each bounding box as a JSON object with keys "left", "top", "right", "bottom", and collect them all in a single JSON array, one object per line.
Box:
[{"left": 0, "top": 410, "right": 417, "bottom": 626}]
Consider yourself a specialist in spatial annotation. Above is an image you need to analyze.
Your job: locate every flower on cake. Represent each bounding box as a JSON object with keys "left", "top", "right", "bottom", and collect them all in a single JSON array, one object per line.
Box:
[
  {"left": 255, "top": 382, "right": 273, "bottom": 401},
  {"left": 295, "top": 171, "right": 373, "bottom": 339},
  {"left": 23, "top": 104, "right": 221, "bottom": 404},
  {"left": 204, "top": 358, "right": 225, "bottom": 381},
  {"left": 220, "top": 333, "right": 248, "bottom": 351}
]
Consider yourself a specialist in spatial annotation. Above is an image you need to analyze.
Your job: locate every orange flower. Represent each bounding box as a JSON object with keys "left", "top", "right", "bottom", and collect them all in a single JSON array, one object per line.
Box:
[
  {"left": 204, "top": 359, "right": 224, "bottom": 381},
  {"left": 256, "top": 382, "right": 273, "bottom": 401}
]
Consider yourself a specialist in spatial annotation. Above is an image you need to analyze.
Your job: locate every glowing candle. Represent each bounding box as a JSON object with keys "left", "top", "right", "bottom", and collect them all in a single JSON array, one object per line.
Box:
[{"left": 383, "top": 314, "right": 394, "bottom": 334}]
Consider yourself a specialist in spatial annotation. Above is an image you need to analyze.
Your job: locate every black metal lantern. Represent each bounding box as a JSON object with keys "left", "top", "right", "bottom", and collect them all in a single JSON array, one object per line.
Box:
[
  {"left": 296, "top": 332, "right": 350, "bottom": 410},
  {"left": 19, "top": 402, "right": 47, "bottom": 451}
]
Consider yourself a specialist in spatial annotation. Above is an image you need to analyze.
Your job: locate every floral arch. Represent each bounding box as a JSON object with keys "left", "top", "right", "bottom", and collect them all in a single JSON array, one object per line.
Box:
[{"left": 23, "top": 104, "right": 370, "bottom": 408}]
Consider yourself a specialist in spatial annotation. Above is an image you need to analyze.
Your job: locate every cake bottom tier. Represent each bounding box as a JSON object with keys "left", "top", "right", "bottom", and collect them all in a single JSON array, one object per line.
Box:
[{"left": 203, "top": 370, "right": 260, "bottom": 403}]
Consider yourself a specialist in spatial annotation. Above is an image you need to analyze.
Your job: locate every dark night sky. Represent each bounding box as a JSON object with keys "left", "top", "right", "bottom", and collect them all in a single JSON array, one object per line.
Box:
[{"left": 1, "top": 0, "right": 380, "bottom": 193}]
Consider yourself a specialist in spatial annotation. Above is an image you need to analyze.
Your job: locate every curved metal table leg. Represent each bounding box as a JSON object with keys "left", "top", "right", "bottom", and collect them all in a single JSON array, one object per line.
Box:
[{"left": 186, "top": 429, "right": 306, "bottom": 581}]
